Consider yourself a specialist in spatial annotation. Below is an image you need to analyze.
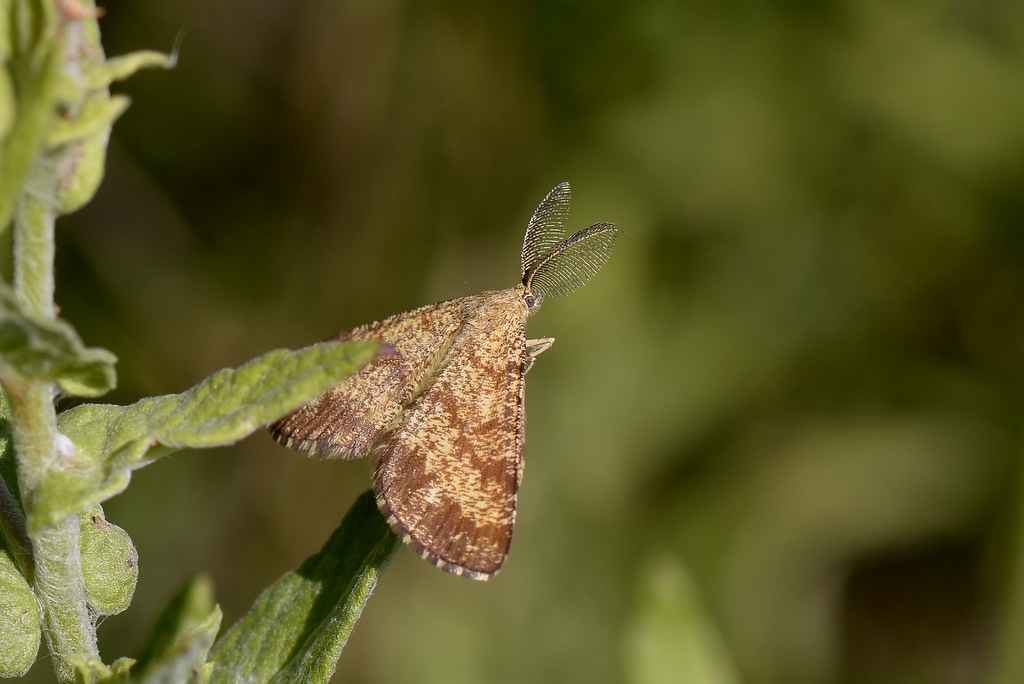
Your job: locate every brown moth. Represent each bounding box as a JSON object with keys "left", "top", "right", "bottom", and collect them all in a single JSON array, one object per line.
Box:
[{"left": 270, "top": 182, "right": 618, "bottom": 580}]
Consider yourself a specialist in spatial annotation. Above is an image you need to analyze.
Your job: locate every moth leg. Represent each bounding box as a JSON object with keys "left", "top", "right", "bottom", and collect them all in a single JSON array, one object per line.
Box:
[{"left": 524, "top": 337, "right": 554, "bottom": 374}]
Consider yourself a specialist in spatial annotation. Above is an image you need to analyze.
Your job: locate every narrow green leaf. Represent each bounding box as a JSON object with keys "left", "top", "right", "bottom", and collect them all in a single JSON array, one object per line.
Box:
[
  {"left": 0, "top": 545, "right": 40, "bottom": 678},
  {"left": 133, "top": 574, "right": 217, "bottom": 675},
  {"left": 86, "top": 50, "right": 176, "bottom": 91},
  {"left": 624, "top": 558, "right": 741, "bottom": 684},
  {"left": 132, "top": 609, "right": 221, "bottom": 684},
  {"left": 54, "top": 126, "right": 111, "bottom": 214},
  {"left": 78, "top": 505, "right": 138, "bottom": 616},
  {"left": 0, "top": 389, "right": 29, "bottom": 574},
  {"left": 131, "top": 576, "right": 221, "bottom": 684},
  {"left": 27, "top": 341, "right": 379, "bottom": 532},
  {"left": 66, "top": 655, "right": 134, "bottom": 684},
  {"left": 0, "top": 37, "right": 62, "bottom": 235},
  {"left": 102, "top": 658, "right": 136, "bottom": 683},
  {"left": 208, "top": 491, "right": 401, "bottom": 684},
  {"left": 0, "top": 286, "right": 117, "bottom": 397},
  {"left": 0, "top": 66, "right": 13, "bottom": 145},
  {"left": 52, "top": 93, "right": 126, "bottom": 214},
  {"left": 46, "top": 94, "right": 130, "bottom": 149},
  {"left": 0, "top": 0, "right": 10, "bottom": 71}
]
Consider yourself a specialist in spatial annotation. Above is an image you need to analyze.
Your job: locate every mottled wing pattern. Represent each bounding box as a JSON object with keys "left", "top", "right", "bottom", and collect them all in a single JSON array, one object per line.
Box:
[
  {"left": 373, "top": 288, "right": 528, "bottom": 579},
  {"left": 269, "top": 297, "right": 476, "bottom": 459}
]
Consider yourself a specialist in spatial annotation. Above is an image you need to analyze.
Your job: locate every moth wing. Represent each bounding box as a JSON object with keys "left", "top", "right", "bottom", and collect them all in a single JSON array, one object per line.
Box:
[
  {"left": 374, "top": 291, "right": 527, "bottom": 579},
  {"left": 269, "top": 297, "right": 474, "bottom": 459}
]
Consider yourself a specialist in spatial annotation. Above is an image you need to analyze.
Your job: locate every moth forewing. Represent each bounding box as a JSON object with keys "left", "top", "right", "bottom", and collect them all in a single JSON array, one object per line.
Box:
[
  {"left": 268, "top": 297, "right": 472, "bottom": 458},
  {"left": 373, "top": 288, "right": 527, "bottom": 579}
]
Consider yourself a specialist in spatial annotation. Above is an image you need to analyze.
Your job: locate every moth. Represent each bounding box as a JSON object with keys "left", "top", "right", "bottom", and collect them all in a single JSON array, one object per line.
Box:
[{"left": 270, "top": 182, "right": 618, "bottom": 580}]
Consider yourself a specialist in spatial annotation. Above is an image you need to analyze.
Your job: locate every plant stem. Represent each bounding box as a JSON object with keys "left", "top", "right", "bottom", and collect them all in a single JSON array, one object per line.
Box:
[
  {"left": 13, "top": 166, "right": 57, "bottom": 318},
  {"left": 31, "top": 517, "right": 95, "bottom": 682},
  {"left": 6, "top": 164, "right": 99, "bottom": 681}
]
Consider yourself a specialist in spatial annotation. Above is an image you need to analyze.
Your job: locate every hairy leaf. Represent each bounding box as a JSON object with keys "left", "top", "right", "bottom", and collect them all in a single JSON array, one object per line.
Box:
[
  {"left": 0, "top": 287, "right": 117, "bottom": 397},
  {"left": 24, "top": 341, "right": 379, "bottom": 532},
  {"left": 86, "top": 50, "right": 177, "bottom": 91},
  {"left": 0, "top": 546, "right": 40, "bottom": 678},
  {"left": 208, "top": 491, "right": 400, "bottom": 684},
  {"left": 133, "top": 574, "right": 220, "bottom": 682},
  {"left": 132, "top": 607, "right": 220, "bottom": 684}
]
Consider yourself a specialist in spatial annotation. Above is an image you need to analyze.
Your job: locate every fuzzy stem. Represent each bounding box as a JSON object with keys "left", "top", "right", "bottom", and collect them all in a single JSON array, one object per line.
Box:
[
  {"left": 13, "top": 173, "right": 57, "bottom": 318},
  {"left": 30, "top": 518, "right": 95, "bottom": 682},
  {"left": 6, "top": 169, "right": 99, "bottom": 681}
]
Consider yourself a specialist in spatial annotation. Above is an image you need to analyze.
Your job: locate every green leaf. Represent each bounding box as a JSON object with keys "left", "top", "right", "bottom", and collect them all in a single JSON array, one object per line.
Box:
[
  {"left": 0, "top": 34, "right": 62, "bottom": 235},
  {"left": 624, "top": 558, "right": 741, "bottom": 684},
  {"left": 27, "top": 341, "right": 379, "bottom": 532},
  {"left": 54, "top": 125, "right": 113, "bottom": 214},
  {"left": 0, "top": 53, "right": 13, "bottom": 144},
  {"left": 46, "top": 94, "right": 131, "bottom": 149},
  {"left": 131, "top": 576, "right": 221, "bottom": 684},
  {"left": 103, "top": 658, "right": 136, "bottom": 684},
  {"left": 0, "top": 389, "right": 26, "bottom": 571},
  {"left": 1, "top": 12, "right": 174, "bottom": 229},
  {"left": 208, "top": 491, "right": 400, "bottom": 684},
  {"left": 47, "top": 92, "right": 130, "bottom": 214},
  {"left": 66, "top": 655, "right": 134, "bottom": 684},
  {"left": 0, "top": 286, "right": 117, "bottom": 397},
  {"left": 133, "top": 575, "right": 219, "bottom": 678},
  {"left": 86, "top": 50, "right": 176, "bottom": 91},
  {"left": 0, "top": 545, "right": 40, "bottom": 678},
  {"left": 78, "top": 505, "right": 138, "bottom": 616},
  {"left": 132, "top": 608, "right": 220, "bottom": 684}
]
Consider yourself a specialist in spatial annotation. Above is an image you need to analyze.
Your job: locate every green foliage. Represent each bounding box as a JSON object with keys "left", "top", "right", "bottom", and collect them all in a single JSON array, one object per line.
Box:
[
  {"left": 0, "top": 2, "right": 401, "bottom": 681},
  {"left": 65, "top": 655, "right": 134, "bottom": 684},
  {"left": 11, "top": 0, "right": 1022, "bottom": 682},
  {"left": 0, "top": 0, "right": 175, "bottom": 230},
  {"left": 0, "top": 0, "right": 63, "bottom": 234},
  {"left": 208, "top": 491, "right": 400, "bottom": 684},
  {"left": 0, "top": 545, "right": 39, "bottom": 677},
  {"left": 77, "top": 506, "right": 136, "bottom": 617},
  {"left": 624, "top": 558, "right": 740, "bottom": 684},
  {"left": 38, "top": 341, "right": 379, "bottom": 533},
  {"left": 2, "top": 336, "right": 383, "bottom": 679},
  {"left": 82, "top": 2, "right": 1024, "bottom": 682},
  {"left": 131, "top": 575, "right": 220, "bottom": 683},
  {"left": 0, "top": 285, "right": 116, "bottom": 398}
]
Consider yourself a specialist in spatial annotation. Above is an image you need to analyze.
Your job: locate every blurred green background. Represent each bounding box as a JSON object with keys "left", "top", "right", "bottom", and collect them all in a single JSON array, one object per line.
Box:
[{"left": 26, "top": 0, "right": 1024, "bottom": 682}]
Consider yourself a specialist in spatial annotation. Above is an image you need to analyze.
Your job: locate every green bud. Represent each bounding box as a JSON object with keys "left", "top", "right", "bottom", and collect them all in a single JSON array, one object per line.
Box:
[
  {"left": 78, "top": 506, "right": 138, "bottom": 616},
  {"left": 0, "top": 549, "right": 40, "bottom": 677}
]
